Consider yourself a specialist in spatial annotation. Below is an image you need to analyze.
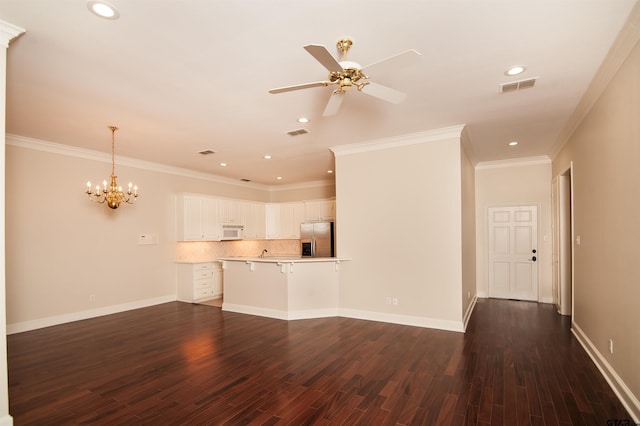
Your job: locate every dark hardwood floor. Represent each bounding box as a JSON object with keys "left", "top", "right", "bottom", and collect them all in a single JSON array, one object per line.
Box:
[{"left": 8, "top": 299, "right": 633, "bottom": 425}]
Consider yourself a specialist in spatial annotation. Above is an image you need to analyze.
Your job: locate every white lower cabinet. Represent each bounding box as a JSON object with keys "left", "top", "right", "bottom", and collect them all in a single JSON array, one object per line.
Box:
[{"left": 177, "top": 262, "right": 223, "bottom": 302}]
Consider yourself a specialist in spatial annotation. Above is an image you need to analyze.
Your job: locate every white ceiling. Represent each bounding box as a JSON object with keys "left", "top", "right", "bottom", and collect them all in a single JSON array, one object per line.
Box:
[{"left": 2, "top": 0, "right": 637, "bottom": 187}]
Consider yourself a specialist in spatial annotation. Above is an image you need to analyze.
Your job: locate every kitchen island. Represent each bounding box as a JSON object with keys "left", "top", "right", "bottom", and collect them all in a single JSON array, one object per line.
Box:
[{"left": 218, "top": 257, "right": 349, "bottom": 320}]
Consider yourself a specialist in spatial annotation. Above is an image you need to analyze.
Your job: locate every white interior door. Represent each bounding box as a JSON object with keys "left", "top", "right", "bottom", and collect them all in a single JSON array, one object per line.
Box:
[{"left": 488, "top": 206, "right": 538, "bottom": 301}]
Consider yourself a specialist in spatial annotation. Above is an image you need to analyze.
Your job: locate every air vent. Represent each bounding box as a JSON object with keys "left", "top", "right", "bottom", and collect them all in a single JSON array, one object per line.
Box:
[
  {"left": 240, "top": 178, "right": 251, "bottom": 182},
  {"left": 286, "top": 128, "right": 309, "bottom": 136},
  {"left": 499, "top": 77, "right": 538, "bottom": 93},
  {"left": 198, "top": 149, "right": 216, "bottom": 155}
]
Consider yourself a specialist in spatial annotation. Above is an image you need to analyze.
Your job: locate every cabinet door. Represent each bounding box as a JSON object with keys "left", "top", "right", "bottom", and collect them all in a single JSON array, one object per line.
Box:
[
  {"left": 280, "top": 202, "right": 305, "bottom": 239},
  {"left": 304, "top": 199, "right": 335, "bottom": 221},
  {"left": 239, "top": 202, "right": 265, "bottom": 240},
  {"left": 265, "top": 204, "right": 280, "bottom": 239},
  {"left": 213, "top": 267, "right": 223, "bottom": 297},
  {"left": 219, "top": 199, "right": 242, "bottom": 224},
  {"left": 202, "top": 197, "right": 221, "bottom": 240},
  {"left": 182, "top": 196, "right": 204, "bottom": 240}
]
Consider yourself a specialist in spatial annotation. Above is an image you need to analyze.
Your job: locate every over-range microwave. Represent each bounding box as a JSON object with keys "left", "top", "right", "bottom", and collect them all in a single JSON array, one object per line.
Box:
[{"left": 221, "top": 224, "right": 244, "bottom": 240}]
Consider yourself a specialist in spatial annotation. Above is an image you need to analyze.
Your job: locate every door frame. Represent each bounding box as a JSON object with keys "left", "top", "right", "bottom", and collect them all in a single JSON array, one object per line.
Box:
[{"left": 555, "top": 162, "right": 575, "bottom": 317}]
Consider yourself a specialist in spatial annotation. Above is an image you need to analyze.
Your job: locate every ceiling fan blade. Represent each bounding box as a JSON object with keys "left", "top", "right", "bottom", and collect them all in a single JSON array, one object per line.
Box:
[
  {"left": 304, "top": 44, "right": 344, "bottom": 73},
  {"left": 269, "top": 81, "right": 327, "bottom": 94},
  {"left": 361, "top": 82, "right": 407, "bottom": 104},
  {"left": 361, "top": 49, "right": 421, "bottom": 76},
  {"left": 323, "top": 91, "right": 345, "bottom": 116}
]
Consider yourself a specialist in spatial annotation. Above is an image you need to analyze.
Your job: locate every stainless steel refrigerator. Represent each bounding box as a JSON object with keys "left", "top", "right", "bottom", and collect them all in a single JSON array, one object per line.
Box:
[{"left": 300, "top": 222, "right": 334, "bottom": 257}]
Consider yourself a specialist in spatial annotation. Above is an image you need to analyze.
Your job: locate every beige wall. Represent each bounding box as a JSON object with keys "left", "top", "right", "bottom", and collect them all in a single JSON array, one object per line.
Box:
[
  {"left": 475, "top": 160, "right": 553, "bottom": 301},
  {"left": 268, "top": 182, "right": 335, "bottom": 203},
  {"left": 552, "top": 38, "right": 640, "bottom": 418},
  {"left": 5, "top": 139, "right": 330, "bottom": 331},
  {"left": 333, "top": 127, "right": 466, "bottom": 331}
]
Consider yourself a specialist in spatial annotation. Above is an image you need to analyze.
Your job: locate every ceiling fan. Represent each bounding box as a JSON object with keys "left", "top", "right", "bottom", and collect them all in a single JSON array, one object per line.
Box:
[{"left": 269, "top": 38, "right": 421, "bottom": 116}]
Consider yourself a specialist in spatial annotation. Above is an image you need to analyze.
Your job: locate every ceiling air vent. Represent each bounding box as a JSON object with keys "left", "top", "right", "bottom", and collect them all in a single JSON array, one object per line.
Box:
[
  {"left": 500, "top": 77, "right": 538, "bottom": 93},
  {"left": 198, "top": 149, "right": 216, "bottom": 155},
  {"left": 286, "top": 128, "right": 309, "bottom": 136},
  {"left": 240, "top": 178, "right": 251, "bottom": 182}
]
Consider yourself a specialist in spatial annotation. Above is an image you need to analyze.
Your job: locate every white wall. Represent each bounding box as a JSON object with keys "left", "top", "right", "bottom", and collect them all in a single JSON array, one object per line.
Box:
[
  {"left": 332, "top": 127, "right": 466, "bottom": 332},
  {"left": 475, "top": 159, "right": 553, "bottom": 302},
  {"left": 4, "top": 137, "right": 329, "bottom": 333}
]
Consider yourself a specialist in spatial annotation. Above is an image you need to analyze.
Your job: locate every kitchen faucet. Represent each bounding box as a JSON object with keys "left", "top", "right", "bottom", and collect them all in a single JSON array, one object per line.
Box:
[{"left": 259, "top": 249, "right": 268, "bottom": 258}]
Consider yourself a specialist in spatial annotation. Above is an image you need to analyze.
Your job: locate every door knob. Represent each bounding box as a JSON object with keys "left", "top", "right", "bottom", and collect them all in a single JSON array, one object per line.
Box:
[
  {"left": 532, "top": 249, "right": 537, "bottom": 253},
  {"left": 529, "top": 256, "right": 537, "bottom": 262}
]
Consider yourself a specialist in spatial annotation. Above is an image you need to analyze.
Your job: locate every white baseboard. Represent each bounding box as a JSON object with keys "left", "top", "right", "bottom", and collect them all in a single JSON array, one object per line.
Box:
[
  {"left": 477, "top": 291, "right": 488, "bottom": 298},
  {"left": 0, "top": 414, "right": 13, "bottom": 426},
  {"left": 338, "top": 308, "right": 465, "bottom": 333},
  {"left": 572, "top": 322, "right": 640, "bottom": 423},
  {"left": 539, "top": 296, "right": 554, "bottom": 304},
  {"left": 7, "top": 295, "right": 176, "bottom": 335},
  {"left": 223, "top": 303, "right": 465, "bottom": 332},
  {"left": 463, "top": 296, "right": 478, "bottom": 330},
  {"left": 222, "top": 303, "right": 338, "bottom": 321}
]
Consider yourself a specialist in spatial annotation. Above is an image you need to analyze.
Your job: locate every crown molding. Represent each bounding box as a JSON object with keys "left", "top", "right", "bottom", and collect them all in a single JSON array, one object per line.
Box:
[
  {"left": 6, "top": 134, "right": 335, "bottom": 191},
  {"left": 549, "top": 2, "right": 640, "bottom": 159},
  {"left": 6, "top": 134, "right": 273, "bottom": 190},
  {"left": 330, "top": 125, "right": 465, "bottom": 157},
  {"left": 0, "top": 20, "right": 25, "bottom": 48},
  {"left": 475, "top": 155, "right": 551, "bottom": 170}
]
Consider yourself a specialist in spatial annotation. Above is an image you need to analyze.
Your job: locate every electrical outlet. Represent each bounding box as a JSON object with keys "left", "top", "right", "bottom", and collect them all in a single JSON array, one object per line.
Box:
[
  {"left": 467, "top": 291, "right": 471, "bottom": 299},
  {"left": 385, "top": 297, "right": 391, "bottom": 305},
  {"left": 392, "top": 298, "right": 398, "bottom": 306},
  {"left": 608, "top": 339, "right": 614, "bottom": 354},
  {"left": 89, "top": 294, "right": 96, "bottom": 302}
]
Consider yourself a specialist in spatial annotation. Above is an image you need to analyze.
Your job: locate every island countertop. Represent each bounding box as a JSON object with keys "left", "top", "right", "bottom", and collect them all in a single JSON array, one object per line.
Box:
[{"left": 217, "top": 257, "right": 350, "bottom": 263}]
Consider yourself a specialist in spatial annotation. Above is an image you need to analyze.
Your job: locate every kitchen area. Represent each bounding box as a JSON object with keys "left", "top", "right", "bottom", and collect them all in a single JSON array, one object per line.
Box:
[{"left": 175, "top": 194, "right": 348, "bottom": 319}]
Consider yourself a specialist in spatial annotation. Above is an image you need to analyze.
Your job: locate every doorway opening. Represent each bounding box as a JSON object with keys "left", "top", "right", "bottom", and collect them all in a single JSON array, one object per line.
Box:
[{"left": 554, "top": 164, "right": 573, "bottom": 316}]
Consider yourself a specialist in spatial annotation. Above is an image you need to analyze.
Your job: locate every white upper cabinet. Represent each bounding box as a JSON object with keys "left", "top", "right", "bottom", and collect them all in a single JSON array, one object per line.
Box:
[
  {"left": 241, "top": 202, "right": 266, "bottom": 240},
  {"left": 304, "top": 199, "right": 335, "bottom": 222},
  {"left": 280, "top": 202, "right": 305, "bottom": 239},
  {"left": 218, "top": 198, "right": 243, "bottom": 225},
  {"left": 177, "top": 195, "right": 334, "bottom": 241},
  {"left": 265, "top": 204, "right": 281, "bottom": 239},
  {"left": 176, "top": 195, "right": 221, "bottom": 241}
]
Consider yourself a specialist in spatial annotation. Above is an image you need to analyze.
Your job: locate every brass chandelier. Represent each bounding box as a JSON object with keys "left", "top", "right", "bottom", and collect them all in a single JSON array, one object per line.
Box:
[{"left": 85, "top": 126, "right": 138, "bottom": 209}]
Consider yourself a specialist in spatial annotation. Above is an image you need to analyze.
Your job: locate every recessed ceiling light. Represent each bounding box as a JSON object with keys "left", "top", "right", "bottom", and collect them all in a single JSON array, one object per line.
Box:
[
  {"left": 264, "top": 155, "right": 272, "bottom": 159},
  {"left": 508, "top": 141, "right": 519, "bottom": 146},
  {"left": 297, "top": 117, "right": 309, "bottom": 123},
  {"left": 327, "top": 170, "right": 333, "bottom": 174},
  {"left": 87, "top": 1, "right": 120, "bottom": 19},
  {"left": 276, "top": 176, "right": 282, "bottom": 180},
  {"left": 220, "top": 162, "right": 227, "bottom": 166},
  {"left": 505, "top": 66, "right": 526, "bottom": 76}
]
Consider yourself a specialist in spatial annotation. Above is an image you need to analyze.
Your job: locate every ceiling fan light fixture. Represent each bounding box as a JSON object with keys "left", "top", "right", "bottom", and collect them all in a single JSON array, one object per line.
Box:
[
  {"left": 87, "top": 1, "right": 120, "bottom": 20},
  {"left": 297, "top": 117, "right": 309, "bottom": 123}
]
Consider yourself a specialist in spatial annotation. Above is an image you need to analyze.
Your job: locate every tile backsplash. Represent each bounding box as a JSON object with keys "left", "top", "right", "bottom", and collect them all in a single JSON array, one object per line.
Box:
[{"left": 176, "top": 240, "right": 301, "bottom": 263}]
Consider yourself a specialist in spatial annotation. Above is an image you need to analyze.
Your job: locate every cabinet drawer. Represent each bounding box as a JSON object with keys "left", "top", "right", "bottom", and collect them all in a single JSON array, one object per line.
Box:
[
  {"left": 194, "top": 270, "right": 213, "bottom": 279},
  {"left": 195, "top": 278, "right": 212, "bottom": 289},
  {"left": 193, "top": 287, "right": 213, "bottom": 300},
  {"left": 193, "top": 263, "right": 213, "bottom": 272}
]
